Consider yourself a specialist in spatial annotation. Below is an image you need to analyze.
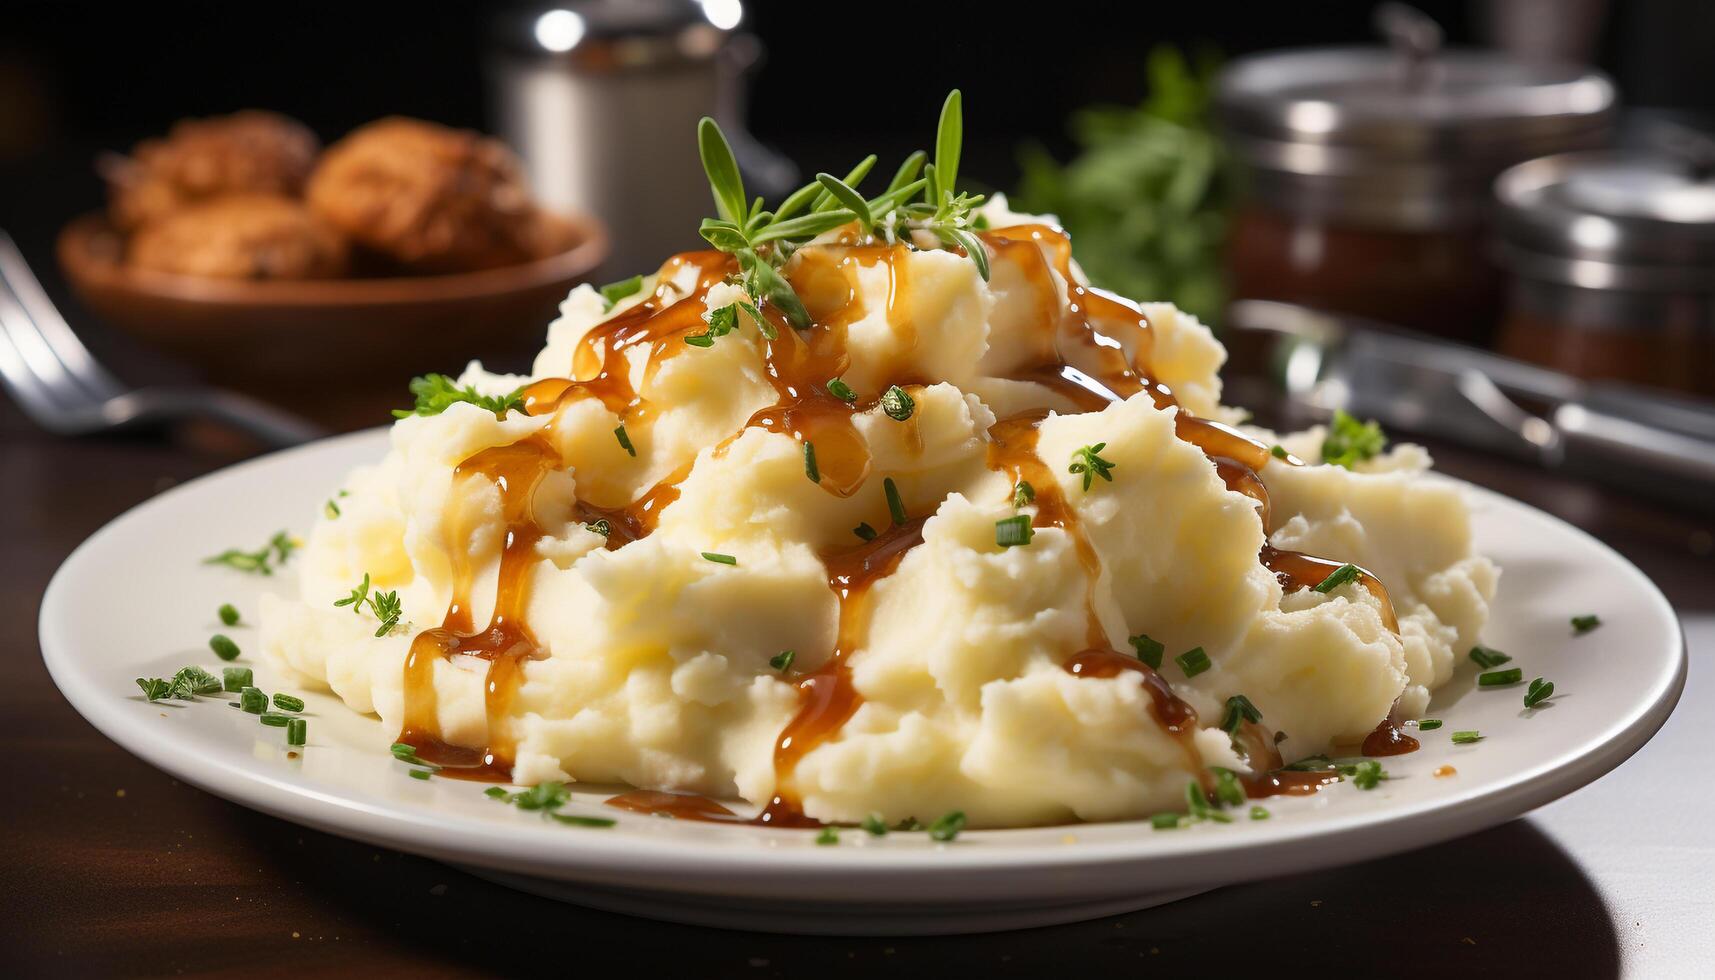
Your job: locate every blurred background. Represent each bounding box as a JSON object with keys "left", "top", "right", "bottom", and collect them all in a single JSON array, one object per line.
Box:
[{"left": 1, "top": 0, "right": 1712, "bottom": 503}]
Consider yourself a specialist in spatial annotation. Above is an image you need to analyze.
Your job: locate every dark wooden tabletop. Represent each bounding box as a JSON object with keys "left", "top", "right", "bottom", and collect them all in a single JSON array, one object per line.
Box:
[{"left": 3, "top": 358, "right": 1711, "bottom": 977}]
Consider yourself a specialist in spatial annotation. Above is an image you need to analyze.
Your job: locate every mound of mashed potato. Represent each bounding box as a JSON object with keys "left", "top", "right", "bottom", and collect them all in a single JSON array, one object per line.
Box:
[{"left": 261, "top": 197, "right": 1496, "bottom": 828}]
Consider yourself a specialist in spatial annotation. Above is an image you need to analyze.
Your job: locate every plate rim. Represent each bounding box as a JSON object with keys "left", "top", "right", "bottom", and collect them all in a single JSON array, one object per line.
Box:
[{"left": 39, "top": 428, "right": 1687, "bottom": 897}]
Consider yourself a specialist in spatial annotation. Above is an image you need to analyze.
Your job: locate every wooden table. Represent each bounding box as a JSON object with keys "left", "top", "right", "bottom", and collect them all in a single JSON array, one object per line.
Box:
[{"left": 3, "top": 389, "right": 1711, "bottom": 978}]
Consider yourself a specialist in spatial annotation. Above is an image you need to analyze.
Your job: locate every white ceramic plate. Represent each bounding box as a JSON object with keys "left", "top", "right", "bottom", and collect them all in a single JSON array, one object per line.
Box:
[{"left": 41, "top": 429, "right": 1685, "bottom": 935}]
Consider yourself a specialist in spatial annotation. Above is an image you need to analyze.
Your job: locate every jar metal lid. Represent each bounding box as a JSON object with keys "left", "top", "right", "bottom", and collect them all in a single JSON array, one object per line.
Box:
[
  {"left": 1497, "top": 149, "right": 1715, "bottom": 290},
  {"left": 491, "top": 0, "right": 738, "bottom": 71},
  {"left": 1218, "top": 45, "right": 1614, "bottom": 229}
]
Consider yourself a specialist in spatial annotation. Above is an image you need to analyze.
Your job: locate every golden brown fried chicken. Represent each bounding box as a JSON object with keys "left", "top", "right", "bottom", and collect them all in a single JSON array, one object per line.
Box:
[
  {"left": 105, "top": 110, "right": 319, "bottom": 232},
  {"left": 305, "top": 117, "right": 557, "bottom": 274},
  {"left": 127, "top": 194, "right": 348, "bottom": 280}
]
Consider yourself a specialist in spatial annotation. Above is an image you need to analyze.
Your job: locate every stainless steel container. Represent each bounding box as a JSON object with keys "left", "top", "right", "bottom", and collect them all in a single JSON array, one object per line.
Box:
[
  {"left": 486, "top": 1, "right": 790, "bottom": 277},
  {"left": 1217, "top": 16, "right": 1616, "bottom": 343},
  {"left": 1495, "top": 148, "right": 1715, "bottom": 396}
]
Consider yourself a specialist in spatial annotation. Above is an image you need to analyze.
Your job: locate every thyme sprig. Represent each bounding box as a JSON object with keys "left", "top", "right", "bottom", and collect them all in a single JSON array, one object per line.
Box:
[{"left": 694, "top": 90, "right": 989, "bottom": 330}]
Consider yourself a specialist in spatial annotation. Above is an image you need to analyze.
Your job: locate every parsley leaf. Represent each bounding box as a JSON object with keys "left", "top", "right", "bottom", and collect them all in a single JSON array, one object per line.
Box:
[
  {"left": 1321, "top": 410, "right": 1388, "bottom": 469},
  {"left": 392, "top": 374, "right": 525, "bottom": 420}
]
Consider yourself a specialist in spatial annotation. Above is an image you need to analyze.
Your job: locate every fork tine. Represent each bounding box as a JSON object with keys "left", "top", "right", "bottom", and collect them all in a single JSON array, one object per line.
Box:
[
  {"left": 0, "top": 281, "right": 91, "bottom": 426},
  {"left": 0, "top": 231, "right": 126, "bottom": 400}
]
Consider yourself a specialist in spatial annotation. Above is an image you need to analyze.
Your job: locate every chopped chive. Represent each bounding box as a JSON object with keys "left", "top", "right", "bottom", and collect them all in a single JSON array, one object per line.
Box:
[
  {"left": 827, "top": 378, "right": 857, "bottom": 402},
  {"left": 1150, "top": 812, "right": 1183, "bottom": 830},
  {"left": 1220, "top": 694, "right": 1262, "bottom": 733},
  {"left": 1270, "top": 445, "right": 1288, "bottom": 460},
  {"left": 853, "top": 522, "right": 878, "bottom": 542},
  {"left": 1451, "top": 730, "right": 1483, "bottom": 744},
  {"left": 1249, "top": 806, "right": 1270, "bottom": 820},
  {"left": 1311, "top": 563, "right": 1361, "bottom": 594},
  {"left": 272, "top": 693, "right": 305, "bottom": 713},
  {"left": 1128, "top": 634, "right": 1165, "bottom": 669},
  {"left": 803, "top": 441, "right": 821, "bottom": 483},
  {"left": 701, "top": 552, "right": 737, "bottom": 566},
  {"left": 880, "top": 385, "right": 915, "bottom": 421},
  {"left": 286, "top": 718, "right": 307, "bottom": 746},
  {"left": 259, "top": 713, "right": 291, "bottom": 728},
  {"left": 683, "top": 332, "right": 714, "bottom": 349},
  {"left": 928, "top": 810, "right": 966, "bottom": 842},
  {"left": 1469, "top": 645, "right": 1511, "bottom": 669},
  {"left": 484, "top": 786, "right": 509, "bottom": 799},
  {"left": 861, "top": 813, "right": 888, "bottom": 837},
  {"left": 324, "top": 498, "right": 341, "bottom": 519},
  {"left": 1283, "top": 754, "right": 1334, "bottom": 772},
  {"left": 549, "top": 813, "right": 617, "bottom": 828},
  {"left": 408, "top": 768, "right": 433, "bottom": 781},
  {"left": 1174, "top": 646, "right": 1211, "bottom": 678},
  {"left": 209, "top": 634, "right": 241, "bottom": 661},
  {"left": 222, "top": 667, "right": 253, "bottom": 693},
  {"left": 1524, "top": 677, "right": 1555, "bottom": 708},
  {"left": 613, "top": 424, "right": 636, "bottom": 457},
  {"left": 884, "top": 477, "right": 907, "bottom": 526},
  {"left": 769, "top": 650, "right": 796, "bottom": 672},
  {"left": 239, "top": 687, "right": 268, "bottom": 714},
  {"left": 218, "top": 603, "right": 241, "bottom": 627},
  {"left": 995, "top": 514, "right": 1034, "bottom": 548},
  {"left": 1571, "top": 614, "right": 1601, "bottom": 635},
  {"left": 598, "top": 274, "right": 644, "bottom": 311},
  {"left": 1416, "top": 718, "right": 1443, "bottom": 731},
  {"left": 815, "top": 826, "right": 840, "bottom": 846},
  {"left": 1478, "top": 667, "right": 1523, "bottom": 687},
  {"left": 1012, "top": 480, "right": 1035, "bottom": 508}
]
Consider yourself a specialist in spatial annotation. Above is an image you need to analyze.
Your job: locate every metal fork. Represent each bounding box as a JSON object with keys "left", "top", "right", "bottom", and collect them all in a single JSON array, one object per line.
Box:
[{"left": 0, "top": 231, "right": 324, "bottom": 448}]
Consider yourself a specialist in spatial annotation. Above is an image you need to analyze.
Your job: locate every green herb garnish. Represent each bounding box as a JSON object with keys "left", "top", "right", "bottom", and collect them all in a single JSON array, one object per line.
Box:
[
  {"left": 1068, "top": 443, "right": 1116, "bottom": 491},
  {"left": 135, "top": 677, "right": 171, "bottom": 702},
  {"left": 1250, "top": 806, "right": 1270, "bottom": 820},
  {"left": 1478, "top": 667, "right": 1523, "bottom": 687},
  {"left": 1012, "top": 481, "right": 1035, "bottom": 508},
  {"left": 1129, "top": 633, "right": 1165, "bottom": 669},
  {"left": 598, "top": 274, "right": 644, "bottom": 312},
  {"left": 770, "top": 650, "right": 796, "bottom": 672},
  {"left": 169, "top": 665, "right": 222, "bottom": 698},
  {"left": 203, "top": 530, "right": 297, "bottom": 576},
  {"left": 240, "top": 687, "right": 268, "bottom": 714},
  {"left": 1524, "top": 677, "right": 1556, "bottom": 708},
  {"left": 1151, "top": 812, "right": 1184, "bottom": 830},
  {"left": 485, "top": 781, "right": 614, "bottom": 829},
  {"left": 613, "top": 424, "right": 636, "bottom": 457},
  {"left": 209, "top": 634, "right": 241, "bottom": 661},
  {"left": 1451, "top": 730, "right": 1483, "bottom": 744},
  {"left": 880, "top": 385, "right": 915, "bottom": 421},
  {"left": 1571, "top": 614, "right": 1601, "bottom": 635},
  {"left": 222, "top": 667, "right": 252, "bottom": 693},
  {"left": 285, "top": 718, "right": 307, "bottom": 746},
  {"left": 408, "top": 768, "right": 433, "bottom": 781},
  {"left": 995, "top": 514, "right": 1034, "bottom": 548},
  {"left": 218, "top": 603, "right": 241, "bottom": 627},
  {"left": 1174, "top": 646, "right": 1211, "bottom": 678},
  {"left": 1311, "top": 563, "right": 1361, "bottom": 594},
  {"left": 392, "top": 374, "right": 524, "bottom": 420},
  {"left": 390, "top": 743, "right": 440, "bottom": 770},
  {"left": 1321, "top": 409, "right": 1388, "bottom": 469},
  {"left": 884, "top": 477, "right": 908, "bottom": 526},
  {"left": 1416, "top": 719, "right": 1443, "bottom": 731},
  {"left": 928, "top": 810, "right": 967, "bottom": 842},
  {"left": 827, "top": 378, "right": 857, "bottom": 403},
  {"left": 1469, "top": 646, "right": 1512, "bottom": 669},
  {"left": 333, "top": 573, "right": 405, "bottom": 637},
  {"left": 815, "top": 826, "right": 840, "bottom": 846},
  {"left": 803, "top": 441, "right": 820, "bottom": 484},
  {"left": 862, "top": 813, "right": 888, "bottom": 837},
  {"left": 260, "top": 713, "right": 291, "bottom": 728},
  {"left": 1350, "top": 760, "right": 1386, "bottom": 790},
  {"left": 853, "top": 522, "right": 878, "bottom": 542},
  {"left": 701, "top": 552, "right": 737, "bottom": 566},
  {"left": 1212, "top": 767, "right": 1245, "bottom": 806},
  {"left": 1219, "top": 694, "right": 1262, "bottom": 733},
  {"left": 272, "top": 693, "right": 305, "bottom": 713},
  {"left": 1270, "top": 445, "right": 1289, "bottom": 460}
]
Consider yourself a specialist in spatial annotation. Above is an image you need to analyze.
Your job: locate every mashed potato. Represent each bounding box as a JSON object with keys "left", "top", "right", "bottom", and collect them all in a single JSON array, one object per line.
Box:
[{"left": 262, "top": 196, "right": 1496, "bottom": 828}]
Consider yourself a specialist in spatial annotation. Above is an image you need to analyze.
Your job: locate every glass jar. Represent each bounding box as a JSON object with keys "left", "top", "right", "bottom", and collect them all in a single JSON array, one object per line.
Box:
[
  {"left": 1495, "top": 149, "right": 1715, "bottom": 398},
  {"left": 1217, "top": 42, "right": 1614, "bottom": 345}
]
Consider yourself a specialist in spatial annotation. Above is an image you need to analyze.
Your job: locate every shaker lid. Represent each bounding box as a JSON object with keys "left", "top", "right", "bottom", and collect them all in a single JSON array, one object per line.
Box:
[
  {"left": 493, "top": 0, "right": 741, "bottom": 67},
  {"left": 1218, "top": 46, "right": 1614, "bottom": 159},
  {"left": 1497, "top": 148, "right": 1715, "bottom": 281}
]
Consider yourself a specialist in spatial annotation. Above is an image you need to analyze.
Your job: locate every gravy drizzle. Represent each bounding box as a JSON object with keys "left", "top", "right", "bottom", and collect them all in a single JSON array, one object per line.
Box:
[{"left": 399, "top": 219, "right": 1414, "bottom": 818}]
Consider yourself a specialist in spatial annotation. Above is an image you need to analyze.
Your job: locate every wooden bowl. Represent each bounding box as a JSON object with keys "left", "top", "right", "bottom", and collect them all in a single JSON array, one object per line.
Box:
[{"left": 57, "top": 210, "right": 609, "bottom": 426}]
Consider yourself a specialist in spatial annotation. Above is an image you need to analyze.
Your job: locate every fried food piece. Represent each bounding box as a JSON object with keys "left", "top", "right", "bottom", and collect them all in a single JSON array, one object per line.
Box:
[
  {"left": 106, "top": 110, "right": 319, "bottom": 232},
  {"left": 128, "top": 194, "right": 348, "bottom": 280},
  {"left": 306, "top": 117, "right": 557, "bottom": 273}
]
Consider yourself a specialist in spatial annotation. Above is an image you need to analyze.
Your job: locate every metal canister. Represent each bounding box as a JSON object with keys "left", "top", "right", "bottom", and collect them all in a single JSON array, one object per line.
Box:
[
  {"left": 486, "top": 1, "right": 791, "bottom": 277},
  {"left": 1217, "top": 15, "right": 1615, "bottom": 344},
  {"left": 1495, "top": 147, "right": 1715, "bottom": 396}
]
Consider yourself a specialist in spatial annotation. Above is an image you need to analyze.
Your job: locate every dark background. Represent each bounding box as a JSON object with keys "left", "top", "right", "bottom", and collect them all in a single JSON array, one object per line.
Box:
[{"left": 4, "top": 0, "right": 1713, "bottom": 241}]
